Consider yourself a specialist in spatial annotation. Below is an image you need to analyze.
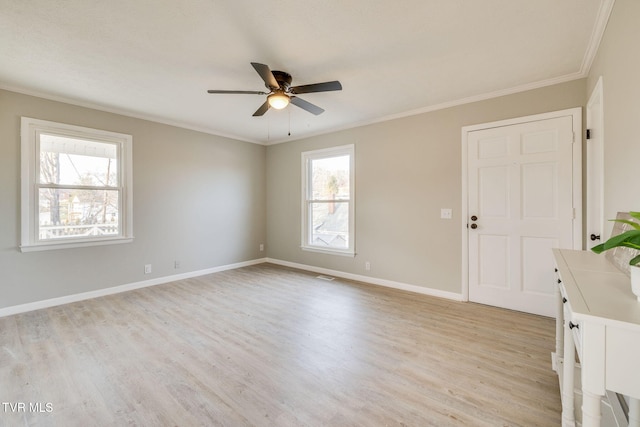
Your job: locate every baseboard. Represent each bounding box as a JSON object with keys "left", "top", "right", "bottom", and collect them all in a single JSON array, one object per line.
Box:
[
  {"left": 0, "top": 258, "right": 268, "bottom": 318},
  {"left": 266, "top": 258, "right": 464, "bottom": 302},
  {"left": 1, "top": 257, "right": 463, "bottom": 318}
]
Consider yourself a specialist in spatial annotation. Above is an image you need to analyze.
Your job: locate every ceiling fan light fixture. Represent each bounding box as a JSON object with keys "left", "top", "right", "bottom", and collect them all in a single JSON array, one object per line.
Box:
[{"left": 268, "top": 92, "right": 290, "bottom": 110}]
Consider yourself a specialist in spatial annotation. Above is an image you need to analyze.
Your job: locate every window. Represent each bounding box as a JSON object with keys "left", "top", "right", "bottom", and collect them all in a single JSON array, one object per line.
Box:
[
  {"left": 302, "top": 144, "right": 354, "bottom": 256},
  {"left": 21, "top": 117, "right": 133, "bottom": 252}
]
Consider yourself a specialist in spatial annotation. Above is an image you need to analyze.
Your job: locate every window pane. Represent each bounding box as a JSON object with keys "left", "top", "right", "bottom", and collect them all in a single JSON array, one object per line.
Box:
[
  {"left": 38, "top": 188, "right": 120, "bottom": 240},
  {"left": 39, "top": 133, "right": 118, "bottom": 186},
  {"left": 310, "top": 201, "right": 349, "bottom": 249},
  {"left": 311, "top": 155, "right": 350, "bottom": 200}
]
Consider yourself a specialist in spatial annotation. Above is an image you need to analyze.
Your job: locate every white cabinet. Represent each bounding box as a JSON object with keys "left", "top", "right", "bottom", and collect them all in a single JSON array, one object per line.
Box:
[{"left": 553, "top": 249, "right": 640, "bottom": 427}]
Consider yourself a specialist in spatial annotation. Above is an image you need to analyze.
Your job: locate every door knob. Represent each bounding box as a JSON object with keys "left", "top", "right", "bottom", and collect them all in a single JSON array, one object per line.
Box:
[
  {"left": 590, "top": 234, "right": 601, "bottom": 241},
  {"left": 470, "top": 223, "right": 478, "bottom": 229},
  {"left": 470, "top": 215, "right": 478, "bottom": 221},
  {"left": 569, "top": 321, "right": 579, "bottom": 330}
]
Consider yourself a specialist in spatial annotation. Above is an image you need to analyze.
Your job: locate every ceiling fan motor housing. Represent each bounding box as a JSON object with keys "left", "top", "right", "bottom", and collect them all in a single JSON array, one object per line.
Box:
[{"left": 270, "top": 71, "right": 292, "bottom": 91}]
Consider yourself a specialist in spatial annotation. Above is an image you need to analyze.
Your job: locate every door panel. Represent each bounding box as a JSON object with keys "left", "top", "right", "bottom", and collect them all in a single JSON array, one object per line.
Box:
[
  {"left": 521, "top": 236, "right": 558, "bottom": 295},
  {"left": 479, "top": 166, "right": 509, "bottom": 217},
  {"left": 521, "top": 129, "right": 558, "bottom": 154},
  {"left": 478, "top": 234, "right": 509, "bottom": 289},
  {"left": 478, "top": 136, "right": 509, "bottom": 159},
  {"left": 522, "top": 163, "right": 557, "bottom": 219},
  {"left": 467, "top": 114, "right": 576, "bottom": 317}
]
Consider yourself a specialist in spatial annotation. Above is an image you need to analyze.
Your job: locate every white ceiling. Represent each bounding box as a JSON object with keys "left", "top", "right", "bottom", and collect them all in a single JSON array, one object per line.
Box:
[{"left": 0, "top": 0, "right": 612, "bottom": 144}]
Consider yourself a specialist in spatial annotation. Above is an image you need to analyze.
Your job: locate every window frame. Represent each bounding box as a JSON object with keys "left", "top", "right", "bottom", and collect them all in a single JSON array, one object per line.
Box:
[
  {"left": 20, "top": 117, "right": 133, "bottom": 252},
  {"left": 301, "top": 144, "right": 355, "bottom": 257}
]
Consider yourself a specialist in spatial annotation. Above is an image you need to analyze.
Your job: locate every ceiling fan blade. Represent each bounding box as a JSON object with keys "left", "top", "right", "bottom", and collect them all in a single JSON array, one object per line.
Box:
[
  {"left": 252, "top": 100, "right": 270, "bottom": 117},
  {"left": 251, "top": 62, "right": 280, "bottom": 90},
  {"left": 207, "top": 90, "right": 268, "bottom": 95},
  {"left": 290, "top": 96, "right": 325, "bottom": 115},
  {"left": 289, "top": 81, "right": 342, "bottom": 94}
]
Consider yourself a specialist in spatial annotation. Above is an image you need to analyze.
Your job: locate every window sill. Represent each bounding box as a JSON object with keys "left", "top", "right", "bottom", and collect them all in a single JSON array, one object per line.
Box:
[
  {"left": 301, "top": 246, "right": 355, "bottom": 257},
  {"left": 20, "top": 237, "right": 134, "bottom": 253}
]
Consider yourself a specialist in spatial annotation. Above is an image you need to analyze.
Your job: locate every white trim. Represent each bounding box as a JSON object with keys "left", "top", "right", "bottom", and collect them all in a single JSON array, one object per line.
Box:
[
  {"left": 572, "top": 111, "right": 584, "bottom": 250},
  {"left": 0, "top": 258, "right": 267, "bottom": 318},
  {"left": 461, "top": 107, "right": 582, "bottom": 133},
  {"left": 300, "top": 246, "right": 356, "bottom": 257},
  {"left": 267, "top": 258, "right": 464, "bottom": 302},
  {"left": 461, "top": 129, "right": 470, "bottom": 302},
  {"left": 460, "top": 107, "right": 583, "bottom": 302},
  {"left": 586, "top": 76, "right": 605, "bottom": 242},
  {"left": 20, "top": 237, "right": 134, "bottom": 252},
  {"left": 579, "top": 0, "right": 616, "bottom": 75}
]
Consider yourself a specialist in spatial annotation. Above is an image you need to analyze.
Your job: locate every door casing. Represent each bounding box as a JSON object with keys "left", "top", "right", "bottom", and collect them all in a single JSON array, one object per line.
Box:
[{"left": 586, "top": 77, "right": 605, "bottom": 249}]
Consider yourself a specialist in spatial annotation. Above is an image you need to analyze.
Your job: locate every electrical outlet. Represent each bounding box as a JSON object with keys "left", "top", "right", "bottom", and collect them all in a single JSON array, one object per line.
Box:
[
  {"left": 441, "top": 208, "right": 453, "bottom": 219},
  {"left": 259, "top": 243, "right": 264, "bottom": 252},
  {"left": 144, "top": 264, "right": 152, "bottom": 274},
  {"left": 365, "top": 261, "right": 371, "bottom": 271},
  {"left": 174, "top": 260, "right": 180, "bottom": 269}
]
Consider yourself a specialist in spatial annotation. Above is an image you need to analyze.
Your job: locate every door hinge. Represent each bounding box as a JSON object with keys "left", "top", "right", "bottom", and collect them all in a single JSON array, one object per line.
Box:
[{"left": 586, "top": 129, "right": 591, "bottom": 140}]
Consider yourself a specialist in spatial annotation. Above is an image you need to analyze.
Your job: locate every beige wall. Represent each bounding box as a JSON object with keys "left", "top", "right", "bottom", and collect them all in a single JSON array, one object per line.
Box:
[
  {"left": 587, "top": 0, "right": 640, "bottom": 236},
  {"left": 0, "top": 89, "right": 266, "bottom": 309},
  {"left": 266, "top": 80, "right": 586, "bottom": 294}
]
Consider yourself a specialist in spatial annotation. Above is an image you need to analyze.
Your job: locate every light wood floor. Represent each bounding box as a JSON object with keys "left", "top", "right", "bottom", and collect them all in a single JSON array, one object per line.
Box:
[{"left": 1, "top": 264, "right": 561, "bottom": 426}]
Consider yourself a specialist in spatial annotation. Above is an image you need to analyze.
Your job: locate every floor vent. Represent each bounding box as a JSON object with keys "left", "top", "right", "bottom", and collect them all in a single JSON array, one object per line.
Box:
[{"left": 316, "top": 275, "right": 335, "bottom": 281}]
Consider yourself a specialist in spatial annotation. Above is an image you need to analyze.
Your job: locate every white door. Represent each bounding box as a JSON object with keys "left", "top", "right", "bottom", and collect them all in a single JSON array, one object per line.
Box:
[
  {"left": 465, "top": 112, "right": 580, "bottom": 317},
  {"left": 586, "top": 77, "right": 604, "bottom": 249}
]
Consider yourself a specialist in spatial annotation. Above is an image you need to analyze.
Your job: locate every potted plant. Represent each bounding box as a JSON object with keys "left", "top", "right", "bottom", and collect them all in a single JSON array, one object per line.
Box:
[{"left": 591, "top": 211, "right": 640, "bottom": 300}]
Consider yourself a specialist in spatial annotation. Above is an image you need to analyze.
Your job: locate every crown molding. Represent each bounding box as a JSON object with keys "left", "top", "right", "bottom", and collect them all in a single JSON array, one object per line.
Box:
[
  {"left": 580, "top": 0, "right": 616, "bottom": 75},
  {"left": 0, "top": 83, "right": 265, "bottom": 145}
]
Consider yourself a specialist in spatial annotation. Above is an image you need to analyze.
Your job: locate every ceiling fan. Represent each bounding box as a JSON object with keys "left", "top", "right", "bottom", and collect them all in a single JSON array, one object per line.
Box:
[{"left": 207, "top": 62, "right": 342, "bottom": 116}]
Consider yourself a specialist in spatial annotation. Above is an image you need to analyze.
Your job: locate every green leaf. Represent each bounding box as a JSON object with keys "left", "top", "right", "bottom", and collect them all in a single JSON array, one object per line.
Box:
[
  {"left": 601, "top": 229, "right": 640, "bottom": 250},
  {"left": 616, "top": 236, "right": 640, "bottom": 251},
  {"left": 630, "top": 254, "right": 640, "bottom": 266},
  {"left": 591, "top": 243, "right": 606, "bottom": 254},
  {"left": 629, "top": 211, "right": 640, "bottom": 221}
]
